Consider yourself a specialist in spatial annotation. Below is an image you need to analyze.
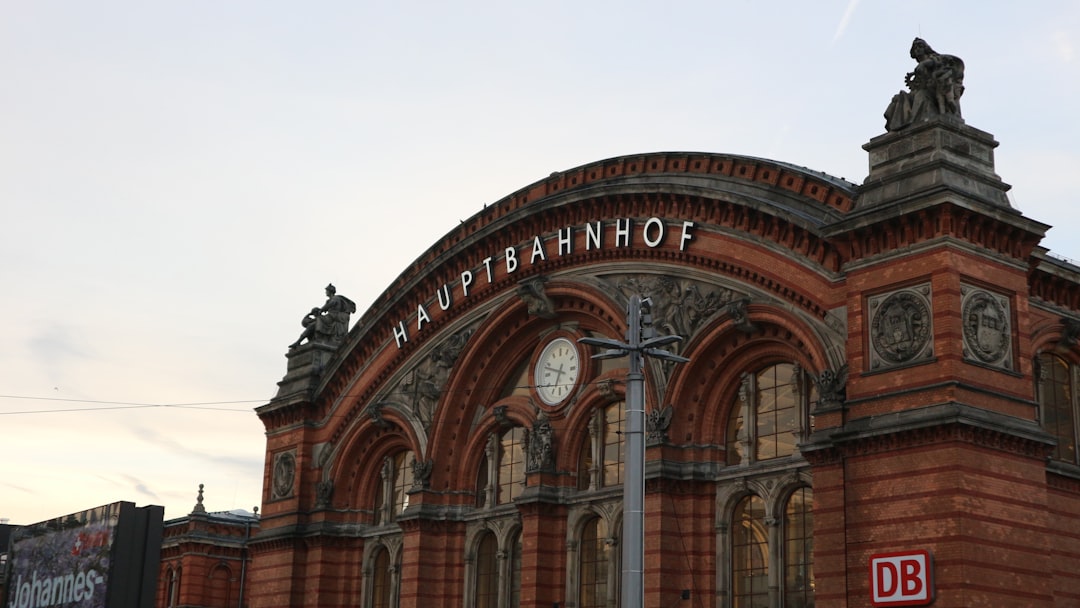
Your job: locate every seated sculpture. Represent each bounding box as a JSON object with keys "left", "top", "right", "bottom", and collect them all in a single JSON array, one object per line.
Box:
[
  {"left": 289, "top": 283, "right": 357, "bottom": 349},
  {"left": 884, "top": 38, "right": 965, "bottom": 132}
]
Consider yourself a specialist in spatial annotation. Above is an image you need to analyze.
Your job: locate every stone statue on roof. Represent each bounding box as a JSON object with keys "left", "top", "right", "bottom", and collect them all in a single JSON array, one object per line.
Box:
[
  {"left": 884, "top": 38, "right": 965, "bottom": 132},
  {"left": 289, "top": 283, "right": 357, "bottom": 349}
]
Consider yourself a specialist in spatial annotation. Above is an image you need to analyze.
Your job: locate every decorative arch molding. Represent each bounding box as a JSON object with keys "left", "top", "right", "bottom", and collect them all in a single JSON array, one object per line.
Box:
[
  {"left": 297, "top": 155, "right": 853, "bottom": 433},
  {"left": 332, "top": 429, "right": 417, "bottom": 514},
  {"left": 665, "top": 304, "right": 835, "bottom": 448}
]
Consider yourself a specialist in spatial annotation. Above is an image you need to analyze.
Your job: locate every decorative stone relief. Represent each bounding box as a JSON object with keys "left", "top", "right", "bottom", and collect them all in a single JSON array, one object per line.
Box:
[
  {"left": 411, "top": 459, "right": 433, "bottom": 490},
  {"left": 646, "top": 405, "right": 673, "bottom": 445},
  {"left": 1060, "top": 317, "right": 1080, "bottom": 351},
  {"left": 493, "top": 405, "right": 512, "bottom": 429},
  {"left": 271, "top": 450, "right": 297, "bottom": 500},
  {"left": 868, "top": 284, "right": 933, "bottom": 370},
  {"left": 726, "top": 298, "right": 757, "bottom": 334},
  {"left": 961, "top": 285, "right": 1012, "bottom": 370},
  {"left": 393, "top": 325, "right": 476, "bottom": 430},
  {"left": 516, "top": 276, "right": 557, "bottom": 319},
  {"left": 610, "top": 275, "right": 737, "bottom": 341},
  {"left": 525, "top": 410, "right": 555, "bottom": 473},
  {"left": 315, "top": 479, "right": 333, "bottom": 508},
  {"left": 814, "top": 364, "right": 849, "bottom": 412}
]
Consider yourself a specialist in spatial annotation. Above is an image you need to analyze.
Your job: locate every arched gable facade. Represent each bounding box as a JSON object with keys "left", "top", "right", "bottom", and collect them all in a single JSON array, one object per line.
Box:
[{"left": 249, "top": 118, "right": 1080, "bottom": 607}]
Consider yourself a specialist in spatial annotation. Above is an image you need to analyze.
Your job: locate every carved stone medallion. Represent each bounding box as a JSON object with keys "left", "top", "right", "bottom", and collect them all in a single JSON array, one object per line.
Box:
[
  {"left": 961, "top": 286, "right": 1012, "bottom": 369},
  {"left": 271, "top": 450, "right": 297, "bottom": 500},
  {"left": 868, "top": 285, "right": 933, "bottom": 369}
]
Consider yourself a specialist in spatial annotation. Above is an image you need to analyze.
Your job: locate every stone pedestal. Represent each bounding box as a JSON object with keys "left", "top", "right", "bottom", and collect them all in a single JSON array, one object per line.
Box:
[
  {"left": 275, "top": 342, "right": 339, "bottom": 402},
  {"left": 857, "top": 116, "right": 1013, "bottom": 211}
]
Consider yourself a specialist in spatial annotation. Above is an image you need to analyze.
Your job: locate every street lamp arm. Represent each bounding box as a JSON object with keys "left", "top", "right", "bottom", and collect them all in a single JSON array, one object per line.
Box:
[{"left": 643, "top": 348, "right": 691, "bottom": 363}]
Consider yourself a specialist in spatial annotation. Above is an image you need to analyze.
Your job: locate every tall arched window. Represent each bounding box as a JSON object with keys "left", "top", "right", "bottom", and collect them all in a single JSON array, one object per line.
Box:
[
  {"left": 475, "top": 532, "right": 498, "bottom": 608},
  {"left": 579, "top": 517, "right": 610, "bottom": 608},
  {"left": 784, "top": 488, "right": 814, "bottom": 607},
  {"left": 498, "top": 427, "right": 525, "bottom": 504},
  {"left": 602, "top": 403, "right": 625, "bottom": 486},
  {"left": 732, "top": 495, "right": 768, "bottom": 608},
  {"left": 577, "top": 402, "right": 626, "bottom": 491},
  {"left": 375, "top": 450, "right": 415, "bottom": 524},
  {"left": 728, "top": 364, "right": 811, "bottom": 465},
  {"left": 371, "top": 547, "right": 392, "bottom": 608},
  {"left": 1037, "top": 353, "right": 1079, "bottom": 464},
  {"left": 208, "top": 564, "right": 231, "bottom": 608}
]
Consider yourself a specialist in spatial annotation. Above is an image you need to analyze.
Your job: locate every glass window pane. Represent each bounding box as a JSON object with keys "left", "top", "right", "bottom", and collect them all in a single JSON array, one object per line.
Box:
[
  {"left": 785, "top": 488, "right": 815, "bottom": 607},
  {"left": 732, "top": 496, "right": 768, "bottom": 608},
  {"left": 603, "top": 403, "right": 625, "bottom": 487},
  {"left": 579, "top": 518, "right": 609, "bottom": 608},
  {"left": 476, "top": 533, "right": 498, "bottom": 608},
  {"left": 499, "top": 427, "right": 525, "bottom": 503}
]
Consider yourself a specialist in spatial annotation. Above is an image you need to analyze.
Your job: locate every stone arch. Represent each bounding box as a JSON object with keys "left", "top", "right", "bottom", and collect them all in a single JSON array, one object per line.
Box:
[
  {"left": 666, "top": 303, "right": 830, "bottom": 449},
  {"left": 332, "top": 424, "right": 419, "bottom": 515},
  {"left": 427, "top": 278, "right": 627, "bottom": 491}
]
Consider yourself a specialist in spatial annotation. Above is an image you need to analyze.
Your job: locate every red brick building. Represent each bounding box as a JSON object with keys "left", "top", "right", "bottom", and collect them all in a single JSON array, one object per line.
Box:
[
  {"left": 158, "top": 486, "right": 259, "bottom": 608},
  {"left": 246, "top": 87, "right": 1080, "bottom": 607}
]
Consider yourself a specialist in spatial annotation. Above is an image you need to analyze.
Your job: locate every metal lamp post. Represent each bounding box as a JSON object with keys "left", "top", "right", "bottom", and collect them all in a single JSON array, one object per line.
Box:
[{"left": 579, "top": 295, "right": 689, "bottom": 608}]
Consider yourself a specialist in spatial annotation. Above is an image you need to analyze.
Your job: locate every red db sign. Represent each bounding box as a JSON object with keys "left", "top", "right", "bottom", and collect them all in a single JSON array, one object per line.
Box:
[{"left": 869, "top": 550, "right": 934, "bottom": 606}]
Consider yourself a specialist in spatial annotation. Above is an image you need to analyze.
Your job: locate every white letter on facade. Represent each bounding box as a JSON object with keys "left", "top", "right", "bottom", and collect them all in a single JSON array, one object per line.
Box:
[
  {"left": 437, "top": 284, "right": 452, "bottom": 310},
  {"left": 416, "top": 303, "right": 431, "bottom": 331},
  {"left": 615, "top": 218, "right": 632, "bottom": 247},
  {"left": 461, "top": 269, "right": 474, "bottom": 297},
  {"left": 482, "top": 256, "right": 494, "bottom": 283},
  {"left": 505, "top": 246, "right": 519, "bottom": 274},
  {"left": 558, "top": 227, "right": 573, "bottom": 256},
  {"left": 680, "top": 220, "right": 695, "bottom": 251},
  {"left": 586, "top": 221, "right": 602, "bottom": 250},
  {"left": 643, "top": 217, "right": 665, "bottom": 247},
  {"left": 393, "top": 321, "right": 409, "bottom": 348},
  {"left": 530, "top": 235, "right": 547, "bottom": 264}
]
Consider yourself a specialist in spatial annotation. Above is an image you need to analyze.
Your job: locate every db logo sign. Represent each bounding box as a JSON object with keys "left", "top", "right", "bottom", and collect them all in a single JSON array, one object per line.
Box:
[{"left": 869, "top": 550, "right": 934, "bottom": 607}]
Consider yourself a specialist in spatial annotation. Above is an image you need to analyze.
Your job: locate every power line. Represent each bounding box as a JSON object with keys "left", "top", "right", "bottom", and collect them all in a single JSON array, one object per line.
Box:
[{"left": 0, "top": 394, "right": 261, "bottom": 415}]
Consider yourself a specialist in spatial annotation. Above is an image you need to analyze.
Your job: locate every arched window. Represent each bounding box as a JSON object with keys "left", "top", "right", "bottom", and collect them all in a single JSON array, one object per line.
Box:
[
  {"left": 579, "top": 517, "right": 610, "bottom": 608},
  {"left": 732, "top": 495, "right": 768, "bottom": 608},
  {"left": 577, "top": 402, "right": 626, "bottom": 491},
  {"left": 475, "top": 532, "right": 498, "bottom": 608},
  {"left": 1037, "top": 353, "right": 1079, "bottom": 464},
  {"left": 371, "top": 547, "right": 392, "bottom": 608},
  {"left": 208, "top": 564, "right": 231, "bottom": 608},
  {"left": 498, "top": 427, "right": 525, "bottom": 504},
  {"left": 784, "top": 488, "right": 814, "bottom": 607},
  {"left": 165, "top": 566, "right": 180, "bottom": 607},
  {"left": 728, "top": 363, "right": 811, "bottom": 465},
  {"left": 375, "top": 450, "right": 415, "bottom": 524}
]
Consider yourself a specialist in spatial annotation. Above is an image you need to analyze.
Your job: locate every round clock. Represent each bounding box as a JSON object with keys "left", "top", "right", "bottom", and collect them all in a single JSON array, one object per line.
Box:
[{"left": 535, "top": 337, "right": 581, "bottom": 405}]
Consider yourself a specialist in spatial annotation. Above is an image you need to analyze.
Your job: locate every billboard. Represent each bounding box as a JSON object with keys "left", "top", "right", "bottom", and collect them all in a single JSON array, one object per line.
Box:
[{"left": 4, "top": 502, "right": 163, "bottom": 608}]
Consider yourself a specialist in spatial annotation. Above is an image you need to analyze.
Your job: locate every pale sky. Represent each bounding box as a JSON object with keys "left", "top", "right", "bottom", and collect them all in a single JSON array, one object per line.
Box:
[{"left": 2, "top": 1, "right": 1078, "bottom": 525}]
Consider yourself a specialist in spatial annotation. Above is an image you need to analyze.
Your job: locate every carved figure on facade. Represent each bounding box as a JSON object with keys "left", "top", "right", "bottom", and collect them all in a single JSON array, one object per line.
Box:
[
  {"left": 961, "top": 287, "right": 1012, "bottom": 368},
  {"left": 411, "top": 459, "right": 433, "bottom": 490},
  {"left": 525, "top": 410, "right": 555, "bottom": 473},
  {"left": 493, "top": 404, "right": 512, "bottom": 429},
  {"left": 396, "top": 327, "right": 475, "bottom": 430},
  {"left": 315, "top": 479, "right": 334, "bottom": 508},
  {"left": 367, "top": 402, "right": 393, "bottom": 429},
  {"left": 612, "top": 275, "right": 734, "bottom": 341},
  {"left": 814, "top": 364, "right": 849, "bottom": 412},
  {"left": 884, "top": 38, "right": 965, "bottom": 132},
  {"left": 289, "top": 283, "right": 357, "bottom": 349},
  {"left": 1059, "top": 317, "right": 1080, "bottom": 352},
  {"left": 646, "top": 405, "right": 674, "bottom": 445},
  {"left": 869, "top": 286, "right": 933, "bottom": 369},
  {"left": 516, "top": 276, "right": 557, "bottom": 319},
  {"left": 726, "top": 297, "right": 757, "bottom": 334}
]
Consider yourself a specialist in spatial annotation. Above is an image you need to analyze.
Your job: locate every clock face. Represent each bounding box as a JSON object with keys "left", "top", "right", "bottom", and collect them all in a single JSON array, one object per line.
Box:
[{"left": 535, "top": 337, "right": 580, "bottom": 405}]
